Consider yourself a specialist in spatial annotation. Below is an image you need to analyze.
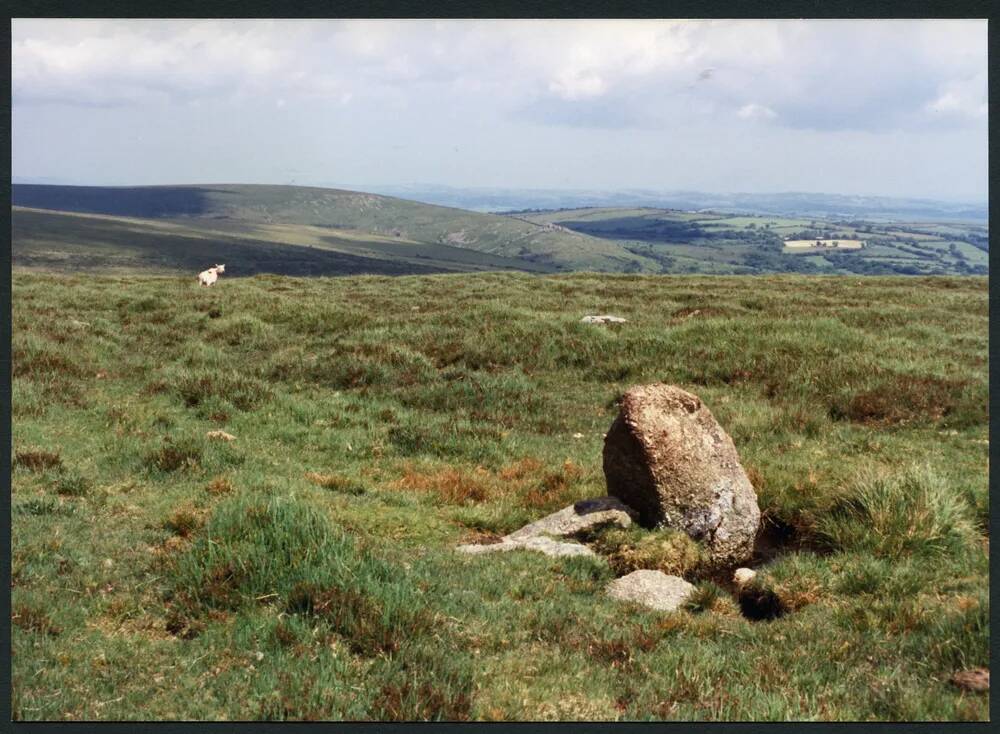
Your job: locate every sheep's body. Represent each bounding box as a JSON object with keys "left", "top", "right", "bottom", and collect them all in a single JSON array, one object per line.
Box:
[{"left": 198, "top": 264, "right": 225, "bottom": 286}]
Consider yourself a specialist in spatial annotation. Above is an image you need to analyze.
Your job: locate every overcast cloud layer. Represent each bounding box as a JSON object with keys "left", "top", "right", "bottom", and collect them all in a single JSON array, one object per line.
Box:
[{"left": 11, "top": 19, "right": 988, "bottom": 201}]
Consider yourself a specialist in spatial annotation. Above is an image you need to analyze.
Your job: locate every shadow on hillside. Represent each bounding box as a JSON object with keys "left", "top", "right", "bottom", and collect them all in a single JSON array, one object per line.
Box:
[
  {"left": 13, "top": 184, "right": 231, "bottom": 218},
  {"left": 12, "top": 208, "right": 449, "bottom": 277},
  {"left": 556, "top": 216, "right": 707, "bottom": 244}
]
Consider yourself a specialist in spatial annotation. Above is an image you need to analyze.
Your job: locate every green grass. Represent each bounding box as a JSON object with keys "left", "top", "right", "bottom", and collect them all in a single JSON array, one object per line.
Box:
[{"left": 11, "top": 270, "right": 988, "bottom": 721}]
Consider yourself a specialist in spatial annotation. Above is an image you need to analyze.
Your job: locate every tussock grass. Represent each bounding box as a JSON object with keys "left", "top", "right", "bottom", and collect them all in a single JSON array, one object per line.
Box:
[
  {"left": 173, "top": 369, "right": 272, "bottom": 412},
  {"left": 818, "top": 466, "right": 978, "bottom": 558},
  {"left": 145, "top": 437, "right": 203, "bottom": 473},
  {"left": 12, "top": 603, "right": 62, "bottom": 637},
  {"left": 168, "top": 494, "right": 436, "bottom": 658},
  {"left": 685, "top": 582, "right": 731, "bottom": 615},
  {"left": 52, "top": 469, "right": 91, "bottom": 497},
  {"left": 14, "top": 447, "right": 62, "bottom": 472}
]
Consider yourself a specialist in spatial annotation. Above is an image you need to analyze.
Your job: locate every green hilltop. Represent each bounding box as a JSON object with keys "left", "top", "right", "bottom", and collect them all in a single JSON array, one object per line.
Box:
[{"left": 12, "top": 184, "right": 657, "bottom": 275}]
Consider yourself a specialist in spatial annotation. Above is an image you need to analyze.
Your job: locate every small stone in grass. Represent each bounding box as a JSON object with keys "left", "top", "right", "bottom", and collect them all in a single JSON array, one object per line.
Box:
[
  {"left": 733, "top": 567, "right": 757, "bottom": 587},
  {"left": 606, "top": 570, "right": 695, "bottom": 612}
]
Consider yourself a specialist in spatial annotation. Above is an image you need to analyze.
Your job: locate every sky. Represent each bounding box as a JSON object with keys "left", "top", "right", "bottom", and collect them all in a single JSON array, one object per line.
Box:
[{"left": 11, "top": 19, "right": 989, "bottom": 202}]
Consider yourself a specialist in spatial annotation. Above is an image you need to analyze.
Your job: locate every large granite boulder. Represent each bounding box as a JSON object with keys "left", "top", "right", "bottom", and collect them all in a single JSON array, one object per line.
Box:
[{"left": 602, "top": 384, "right": 760, "bottom": 568}]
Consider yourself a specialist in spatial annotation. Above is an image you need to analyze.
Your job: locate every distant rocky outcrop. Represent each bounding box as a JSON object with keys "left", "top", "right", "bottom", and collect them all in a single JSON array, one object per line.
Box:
[
  {"left": 606, "top": 570, "right": 694, "bottom": 612},
  {"left": 456, "top": 496, "right": 635, "bottom": 558},
  {"left": 602, "top": 383, "right": 760, "bottom": 568}
]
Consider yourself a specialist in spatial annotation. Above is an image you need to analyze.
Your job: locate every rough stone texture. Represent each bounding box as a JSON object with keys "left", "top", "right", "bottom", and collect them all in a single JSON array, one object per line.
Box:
[
  {"left": 606, "top": 570, "right": 695, "bottom": 612},
  {"left": 506, "top": 496, "right": 635, "bottom": 541},
  {"left": 456, "top": 496, "right": 634, "bottom": 558},
  {"left": 581, "top": 315, "right": 627, "bottom": 324},
  {"left": 950, "top": 668, "right": 990, "bottom": 693},
  {"left": 457, "top": 536, "right": 595, "bottom": 558},
  {"left": 602, "top": 383, "right": 761, "bottom": 568}
]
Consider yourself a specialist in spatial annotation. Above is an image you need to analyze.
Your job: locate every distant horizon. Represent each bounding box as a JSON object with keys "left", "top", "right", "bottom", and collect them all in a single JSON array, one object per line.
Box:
[{"left": 10, "top": 178, "right": 988, "bottom": 207}]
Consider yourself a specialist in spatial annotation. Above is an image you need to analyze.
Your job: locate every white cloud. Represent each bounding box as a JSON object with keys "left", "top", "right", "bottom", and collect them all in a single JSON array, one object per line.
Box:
[
  {"left": 548, "top": 71, "right": 608, "bottom": 100},
  {"left": 10, "top": 18, "right": 987, "bottom": 136},
  {"left": 737, "top": 103, "right": 777, "bottom": 121},
  {"left": 925, "top": 73, "right": 988, "bottom": 120}
]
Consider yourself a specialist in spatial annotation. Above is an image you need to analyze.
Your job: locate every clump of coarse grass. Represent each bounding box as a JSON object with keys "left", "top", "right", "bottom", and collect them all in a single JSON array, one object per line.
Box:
[
  {"left": 14, "top": 447, "right": 63, "bottom": 472},
  {"left": 829, "top": 374, "right": 981, "bottom": 428},
  {"left": 368, "top": 641, "right": 476, "bottom": 721},
  {"left": 164, "top": 505, "right": 204, "bottom": 538},
  {"left": 12, "top": 333, "right": 91, "bottom": 379},
  {"left": 392, "top": 464, "right": 495, "bottom": 505},
  {"left": 205, "top": 475, "right": 235, "bottom": 495},
  {"left": 520, "top": 460, "right": 583, "bottom": 511},
  {"left": 587, "top": 526, "right": 706, "bottom": 577},
  {"left": 52, "top": 470, "right": 90, "bottom": 497},
  {"left": 14, "top": 497, "right": 74, "bottom": 517},
  {"left": 169, "top": 493, "right": 433, "bottom": 657},
  {"left": 304, "top": 472, "right": 366, "bottom": 495},
  {"left": 817, "top": 465, "right": 978, "bottom": 559},
  {"left": 684, "top": 581, "right": 734, "bottom": 615},
  {"left": 146, "top": 437, "right": 203, "bottom": 473},
  {"left": 12, "top": 603, "right": 62, "bottom": 637},
  {"left": 174, "top": 369, "right": 272, "bottom": 412},
  {"left": 205, "top": 314, "right": 275, "bottom": 348}
]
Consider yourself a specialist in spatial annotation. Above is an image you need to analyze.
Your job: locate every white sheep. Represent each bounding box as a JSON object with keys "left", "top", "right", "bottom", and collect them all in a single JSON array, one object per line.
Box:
[{"left": 197, "top": 264, "right": 225, "bottom": 286}]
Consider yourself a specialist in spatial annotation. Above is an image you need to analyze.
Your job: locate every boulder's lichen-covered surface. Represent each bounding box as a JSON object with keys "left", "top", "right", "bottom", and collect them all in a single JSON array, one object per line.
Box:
[{"left": 603, "top": 384, "right": 761, "bottom": 567}]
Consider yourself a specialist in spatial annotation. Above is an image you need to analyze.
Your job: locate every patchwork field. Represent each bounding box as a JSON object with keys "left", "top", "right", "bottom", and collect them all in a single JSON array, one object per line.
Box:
[
  {"left": 784, "top": 240, "right": 865, "bottom": 251},
  {"left": 11, "top": 270, "right": 988, "bottom": 721},
  {"left": 518, "top": 208, "right": 988, "bottom": 276}
]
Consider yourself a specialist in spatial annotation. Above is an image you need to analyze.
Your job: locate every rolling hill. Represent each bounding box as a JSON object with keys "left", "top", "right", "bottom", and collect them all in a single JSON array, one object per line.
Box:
[
  {"left": 12, "top": 184, "right": 658, "bottom": 275},
  {"left": 11, "top": 207, "right": 558, "bottom": 277},
  {"left": 12, "top": 184, "right": 987, "bottom": 277}
]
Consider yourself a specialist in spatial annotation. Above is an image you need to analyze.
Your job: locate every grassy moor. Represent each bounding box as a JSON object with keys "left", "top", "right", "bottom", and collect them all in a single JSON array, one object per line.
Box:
[{"left": 10, "top": 270, "right": 988, "bottom": 721}]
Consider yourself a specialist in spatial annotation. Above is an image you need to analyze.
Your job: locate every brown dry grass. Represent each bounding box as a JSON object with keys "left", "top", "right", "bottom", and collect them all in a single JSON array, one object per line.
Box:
[
  {"left": 836, "top": 375, "right": 972, "bottom": 427},
  {"left": 392, "top": 457, "right": 583, "bottom": 510},
  {"left": 14, "top": 447, "right": 63, "bottom": 472}
]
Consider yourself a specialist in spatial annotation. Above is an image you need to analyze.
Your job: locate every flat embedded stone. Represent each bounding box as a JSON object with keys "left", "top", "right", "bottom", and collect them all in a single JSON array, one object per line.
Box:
[{"left": 606, "top": 570, "right": 695, "bottom": 612}]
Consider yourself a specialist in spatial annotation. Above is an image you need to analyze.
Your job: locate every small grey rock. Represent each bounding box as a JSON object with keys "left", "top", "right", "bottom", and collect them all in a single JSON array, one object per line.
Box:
[
  {"left": 581, "top": 314, "right": 627, "bottom": 324},
  {"left": 733, "top": 567, "right": 757, "bottom": 587},
  {"left": 456, "top": 496, "right": 633, "bottom": 559},
  {"left": 606, "top": 570, "right": 695, "bottom": 612},
  {"left": 506, "top": 496, "right": 634, "bottom": 542}
]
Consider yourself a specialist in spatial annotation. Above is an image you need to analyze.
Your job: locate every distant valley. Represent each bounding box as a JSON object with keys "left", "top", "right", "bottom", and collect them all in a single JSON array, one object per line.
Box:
[{"left": 11, "top": 183, "right": 988, "bottom": 277}]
